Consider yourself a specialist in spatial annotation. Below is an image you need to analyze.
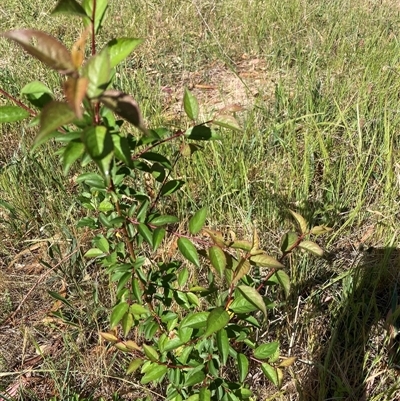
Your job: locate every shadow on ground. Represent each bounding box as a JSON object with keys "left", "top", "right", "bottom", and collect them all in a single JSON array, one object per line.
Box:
[{"left": 299, "top": 247, "right": 400, "bottom": 400}]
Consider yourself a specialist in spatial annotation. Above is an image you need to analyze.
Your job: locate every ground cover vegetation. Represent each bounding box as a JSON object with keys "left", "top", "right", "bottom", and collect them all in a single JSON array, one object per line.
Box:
[{"left": 0, "top": 0, "right": 400, "bottom": 400}]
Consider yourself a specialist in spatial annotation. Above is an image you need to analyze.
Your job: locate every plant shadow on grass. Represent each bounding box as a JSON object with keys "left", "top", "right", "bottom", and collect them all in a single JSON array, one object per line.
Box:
[{"left": 299, "top": 246, "right": 400, "bottom": 400}]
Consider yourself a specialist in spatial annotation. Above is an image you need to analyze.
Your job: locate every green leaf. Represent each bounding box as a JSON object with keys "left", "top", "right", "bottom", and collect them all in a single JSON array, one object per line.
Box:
[
  {"left": 62, "top": 140, "right": 85, "bottom": 175},
  {"left": 137, "top": 223, "right": 153, "bottom": 247},
  {"left": 48, "top": 290, "right": 74, "bottom": 308},
  {"left": 189, "top": 286, "right": 208, "bottom": 293},
  {"left": 280, "top": 231, "right": 299, "bottom": 253},
  {"left": 0, "top": 105, "right": 30, "bottom": 123},
  {"left": 121, "top": 312, "right": 134, "bottom": 337},
  {"left": 143, "top": 344, "right": 159, "bottom": 361},
  {"left": 183, "top": 88, "right": 199, "bottom": 120},
  {"left": 185, "top": 125, "right": 221, "bottom": 141},
  {"left": 208, "top": 246, "right": 227, "bottom": 277},
  {"left": 141, "top": 152, "right": 172, "bottom": 170},
  {"left": 83, "top": 50, "right": 110, "bottom": 98},
  {"left": 127, "top": 358, "right": 143, "bottom": 374},
  {"left": 52, "top": 0, "right": 88, "bottom": 18},
  {"left": 254, "top": 342, "right": 279, "bottom": 360},
  {"left": 216, "top": 329, "right": 229, "bottom": 365},
  {"left": 268, "top": 270, "right": 290, "bottom": 298},
  {"left": 189, "top": 207, "right": 207, "bottom": 235},
  {"left": 204, "top": 307, "right": 230, "bottom": 337},
  {"left": 131, "top": 280, "right": 143, "bottom": 302},
  {"left": 185, "top": 370, "right": 205, "bottom": 387},
  {"left": 21, "top": 81, "right": 53, "bottom": 109},
  {"left": 130, "top": 304, "right": 149, "bottom": 315},
  {"left": 187, "top": 292, "right": 200, "bottom": 307},
  {"left": 160, "top": 179, "right": 185, "bottom": 196},
  {"left": 100, "top": 90, "right": 146, "bottom": 132},
  {"left": 249, "top": 253, "right": 284, "bottom": 269},
  {"left": 84, "top": 248, "right": 105, "bottom": 258},
  {"left": 261, "top": 363, "right": 279, "bottom": 387},
  {"left": 103, "top": 37, "right": 143, "bottom": 68},
  {"left": 180, "top": 312, "right": 209, "bottom": 331},
  {"left": 229, "top": 290, "right": 258, "bottom": 314},
  {"left": 76, "top": 172, "right": 105, "bottom": 186},
  {"left": 178, "top": 267, "right": 189, "bottom": 287},
  {"left": 150, "top": 215, "right": 179, "bottom": 226},
  {"left": 98, "top": 199, "right": 114, "bottom": 212},
  {"left": 137, "top": 199, "right": 149, "bottom": 222},
  {"left": 237, "top": 285, "right": 267, "bottom": 317},
  {"left": 34, "top": 101, "right": 76, "bottom": 150},
  {"left": 237, "top": 388, "right": 253, "bottom": 399},
  {"left": 82, "top": 126, "right": 114, "bottom": 178},
  {"left": 179, "top": 326, "right": 194, "bottom": 343},
  {"left": 141, "top": 360, "right": 153, "bottom": 374},
  {"left": 163, "top": 337, "right": 185, "bottom": 352},
  {"left": 112, "top": 134, "right": 132, "bottom": 166},
  {"left": 110, "top": 301, "right": 129, "bottom": 328},
  {"left": 289, "top": 209, "right": 308, "bottom": 234},
  {"left": 237, "top": 353, "right": 249, "bottom": 382},
  {"left": 94, "top": 235, "right": 109, "bottom": 253},
  {"left": 178, "top": 237, "right": 200, "bottom": 268},
  {"left": 153, "top": 227, "right": 165, "bottom": 251},
  {"left": 140, "top": 364, "right": 167, "bottom": 384},
  {"left": 199, "top": 387, "right": 211, "bottom": 401},
  {"left": 213, "top": 114, "right": 242, "bottom": 132},
  {"left": 177, "top": 345, "right": 193, "bottom": 365},
  {"left": 82, "top": 0, "right": 108, "bottom": 33},
  {"left": 2, "top": 29, "right": 75, "bottom": 74},
  {"left": 298, "top": 240, "right": 324, "bottom": 257}
]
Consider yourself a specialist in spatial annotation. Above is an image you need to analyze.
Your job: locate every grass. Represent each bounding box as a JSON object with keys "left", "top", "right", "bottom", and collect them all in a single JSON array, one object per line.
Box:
[{"left": 1, "top": 0, "right": 400, "bottom": 399}]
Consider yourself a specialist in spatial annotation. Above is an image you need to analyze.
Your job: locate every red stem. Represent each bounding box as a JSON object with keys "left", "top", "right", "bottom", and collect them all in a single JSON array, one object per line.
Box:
[
  {"left": 0, "top": 88, "right": 35, "bottom": 116},
  {"left": 90, "top": 0, "right": 101, "bottom": 125},
  {"left": 132, "top": 130, "right": 185, "bottom": 160}
]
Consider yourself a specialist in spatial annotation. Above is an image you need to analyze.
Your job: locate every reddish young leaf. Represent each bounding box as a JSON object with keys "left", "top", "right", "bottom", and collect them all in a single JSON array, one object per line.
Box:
[
  {"left": 34, "top": 101, "right": 76, "bottom": 150},
  {"left": 237, "top": 285, "right": 267, "bottom": 316},
  {"left": 99, "top": 331, "right": 118, "bottom": 343},
  {"left": 228, "top": 240, "right": 252, "bottom": 251},
  {"left": 2, "top": 30, "right": 75, "bottom": 74},
  {"left": 99, "top": 90, "right": 147, "bottom": 133},
  {"left": 289, "top": 209, "right": 308, "bottom": 234},
  {"left": 213, "top": 114, "right": 242, "bottom": 132},
  {"left": 298, "top": 240, "right": 324, "bottom": 257},
  {"left": 249, "top": 253, "right": 284, "bottom": 269},
  {"left": 71, "top": 26, "right": 90, "bottom": 69},
  {"left": 203, "top": 228, "right": 226, "bottom": 247},
  {"left": 63, "top": 77, "right": 88, "bottom": 118},
  {"left": 232, "top": 258, "right": 251, "bottom": 285}
]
